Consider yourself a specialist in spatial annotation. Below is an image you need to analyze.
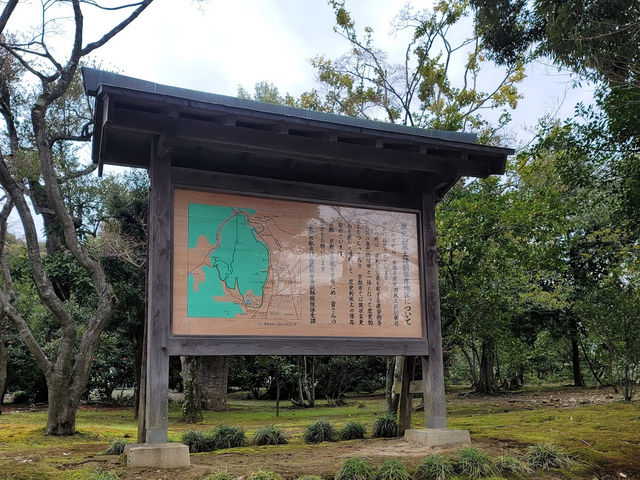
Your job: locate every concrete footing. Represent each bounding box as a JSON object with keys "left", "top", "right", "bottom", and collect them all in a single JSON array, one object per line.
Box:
[
  {"left": 404, "top": 428, "right": 471, "bottom": 448},
  {"left": 124, "top": 443, "right": 191, "bottom": 468}
]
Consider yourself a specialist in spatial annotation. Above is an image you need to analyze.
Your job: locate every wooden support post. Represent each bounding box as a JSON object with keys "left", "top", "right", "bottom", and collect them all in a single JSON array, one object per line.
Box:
[
  {"left": 397, "top": 356, "right": 415, "bottom": 435},
  {"left": 421, "top": 191, "right": 447, "bottom": 429},
  {"left": 144, "top": 138, "right": 172, "bottom": 443}
]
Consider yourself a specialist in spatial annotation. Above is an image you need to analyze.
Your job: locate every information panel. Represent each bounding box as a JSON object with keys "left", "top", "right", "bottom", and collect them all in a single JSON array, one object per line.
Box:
[{"left": 173, "top": 189, "right": 423, "bottom": 338}]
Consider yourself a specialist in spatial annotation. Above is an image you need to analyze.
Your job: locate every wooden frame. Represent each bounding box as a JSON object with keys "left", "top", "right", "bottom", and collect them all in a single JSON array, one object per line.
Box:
[{"left": 82, "top": 68, "right": 511, "bottom": 445}]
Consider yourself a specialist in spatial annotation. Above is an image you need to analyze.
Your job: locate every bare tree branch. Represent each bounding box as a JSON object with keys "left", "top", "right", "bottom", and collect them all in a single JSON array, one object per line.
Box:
[{"left": 0, "top": 0, "right": 18, "bottom": 36}]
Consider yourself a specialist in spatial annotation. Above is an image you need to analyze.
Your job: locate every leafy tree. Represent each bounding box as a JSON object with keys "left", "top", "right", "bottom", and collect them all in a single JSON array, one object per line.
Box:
[{"left": 0, "top": 0, "right": 153, "bottom": 435}]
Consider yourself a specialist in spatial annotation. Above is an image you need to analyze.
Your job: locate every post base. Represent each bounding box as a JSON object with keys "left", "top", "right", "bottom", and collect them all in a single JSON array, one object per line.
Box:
[
  {"left": 124, "top": 443, "right": 191, "bottom": 468},
  {"left": 404, "top": 428, "right": 471, "bottom": 448}
]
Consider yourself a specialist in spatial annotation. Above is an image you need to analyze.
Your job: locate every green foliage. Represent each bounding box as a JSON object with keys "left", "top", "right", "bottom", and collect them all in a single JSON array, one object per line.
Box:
[
  {"left": 339, "top": 421, "right": 366, "bottom": 440},
  {"left": 204, "top": 472, "right": 236, "bottom": 480},
  {"left": 335, "top": 457, "right": 375, "bottom": 480},
  {"left": 211, "top": 424, "right": 247, "bottom": 449},
  {"left": 88, "top": 471, "right": 120, "bottom": 480},
  {"left": 414, "top": 454, "right": 455, "bottom": 480},
  {"left": 495, "top": 455, "right": 531, "bottom": 475},
  {"left": 455, "top": 447, "right": 496, "bottom": 478},
  {"left": 371, "top": 414, "right": 398, "bottom": 438},
  {"left": 303, "top": 419, "right": 335, "bottom": 444},
  {"left": 253, "top": 425, "right": 288, "bottom": 445},
  {"left": 297, "top": 476, "right": 323, "bottom": 480},
  {"left": 524, "top": 443, "right": 573, "bottom": 470},
  {"left": 375, "top": 459, "right": 410, "bottom": 480},
  {"left": 181, "top": 430, "right": 214, "bottom": 453},
  {"left": 249, "top": 470, "right": 282, "bottom": 480},
  {"left": 102, "top": 438, "right": 128, "bottom": 455}
]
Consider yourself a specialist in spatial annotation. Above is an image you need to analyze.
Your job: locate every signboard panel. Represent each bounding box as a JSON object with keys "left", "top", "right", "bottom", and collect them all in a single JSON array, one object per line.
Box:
[{"left": 173, "top": 188, "right": 423, "bottom": 338}]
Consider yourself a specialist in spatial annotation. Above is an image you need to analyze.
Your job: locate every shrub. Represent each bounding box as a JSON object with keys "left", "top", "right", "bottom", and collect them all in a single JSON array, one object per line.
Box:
[
  {"left": 340, "top": 421, "right": 366, "bottom": 440},
  {"left": 376, "top": 459, "right": 410, "bottom": 480},
  {"left": 495, "top": 455, "right": 531, "bottom": 475},
  {"left": 253, "top": 425, "right": 288, "bottom": 446},
  {"left": 303, "top": 419, "right": 335, "bottom": 444},
  {"left": 88, "top": 471, "right": 120, "bottom": 480},
  {"left": 181, "top": 430, "right": 214, "bottom": 453},
  {"left": 204, "top": 472, "right": 236, "bottom": 480},
  {"left": 249, "top": 470, "right": 282, "bottom": 480},
  {"left": 372, "top": 414, "right": 399, "bottom": 438},
  {"left": 455, "top": 447, "right": 496, "bottom": 479},
  {"left": 103, "top": 439, "right": 128, "bottom": 455},
  {"left": 211, "top": 424, "right": 247, "bottom": 449},
  {"left": 11, "top": 390, "right": 29, "bottom": 404},
  {"left": 524, "top": 443, "right": 572, "bottom": 470},
  {"left": 335, "top": 457, "right": 375, "bottom": 480},
  {"left": 413, "top": 454, "right": 455, "bottom": 480}
]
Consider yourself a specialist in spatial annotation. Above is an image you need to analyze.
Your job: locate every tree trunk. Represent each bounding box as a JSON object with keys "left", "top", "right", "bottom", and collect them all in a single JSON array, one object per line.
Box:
[
  {"left": 180, "top": 356, "right": 202, "bottom": 423},
  {"left": 275, "top": 366, "right": 281, "bottom": 417},
  {"left": 296, "top": 356, "right": 305, "bottom": 405},
  {"left": 198, "top": 356, "right": 228, "bottom": 411},
  {"left": 0, "top": 339, "right": 7, "bottom": 414},
  {"left": 459, "top": 345, "right": 478, "bottom": 389},
  {"left": 385, "top": 356, "right": 395, "bottom": 413},
  {"left": 477, "top": 339, "right": 496, "bottom": 394},
  {"left": 569, "top": 317, "right": 585, "bottom": 387},
  {"left": 390, "top": 355, "right": 403, "bottom": 414},
  {"left": 46, "top": 375, "right": 79, "bottom": 435}
]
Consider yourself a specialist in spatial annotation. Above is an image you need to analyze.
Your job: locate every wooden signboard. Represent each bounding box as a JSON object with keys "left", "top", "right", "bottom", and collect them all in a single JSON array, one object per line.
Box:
[{"left": 173, "top": 189, "right": 423, "bottom": 339}]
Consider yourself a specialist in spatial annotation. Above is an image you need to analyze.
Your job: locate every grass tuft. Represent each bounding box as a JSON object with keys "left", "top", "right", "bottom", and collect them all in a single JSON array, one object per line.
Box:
[
  {"left": 303, "top": 418, "right": 335, "bottom": 444},
  {"left": 297, "top": 476, "right": 323, "bottom": 480},
  {"left": 88, "top": 470, "right": 120, "bottom": 480},
  {"left": 102, "top": 438, "right": 128, "bottom": 455},
  {"left": 495, "top": 455, "right": 531, "bottom": 475},
  {"left": 340, "top": 421, "right": 366, "bottom": 440},
  {"left": 524, "top": 443, "right": 573, "bottom": 470},
  {"left": 253, "top": 425, "right": 288, "bottom": 445},
  {"left": 413, "top": 454, "right": 455, "bottom": 480},
  {"left": 455, "top": 446, "right": 496, "bottom": 479},
  {"left": 371, "top": 414, "right": 399, "bottom": 438},
  {"left": 336, "top": 457, "right": 376, "bottom": 480},
  {"left": 204, "top": 472, "right": 236, "bottom": 480},
  {"left": 211, "top": 424, "right": 247, "bottom": 449},
  {"left": 375, "top": 458, "right": 410, "bottom": 480},
  {"left": 249, "top": 470, "right": 283, "bottom": 480},
  {"left": 181, "top": 430, "right": 214, "bottom": 453}
]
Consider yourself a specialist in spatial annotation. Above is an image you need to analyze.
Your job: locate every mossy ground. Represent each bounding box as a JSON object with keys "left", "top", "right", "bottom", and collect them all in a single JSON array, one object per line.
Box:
[{"left": 0, "top": 387, "right": 638, "bottom": 480}]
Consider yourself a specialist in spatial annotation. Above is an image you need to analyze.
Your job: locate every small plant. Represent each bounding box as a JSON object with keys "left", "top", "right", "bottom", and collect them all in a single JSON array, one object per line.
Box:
[
  {"left": 335, "top": 457, "right": 375, "bottom": 480},
  {"left": 376, "top": 459, "right": 410, "bottom": 480},
  {"left": 181, "top": 430, "right": 214, "bottom": 453},
  {"left": 455, "top": 447, "right": 496, "bottom": 479},
  {"left": 340, "top": 421, "right": 366, "bottom": 440},
  {"left": 211, "top": 424, "right": 247, "bottom": 449},
  {"left": 103, "top": 438, "right": 128, "bottom": 455},
  {"left": 253, "top": 425, "right": 288, "bottom": 445},
  {"left": 11, "top": 390, "right": 30, "bottom": 404},
  {"left": 413, "top": 454, "right": 455, "bottom": 480},
  {"left": 495, "top": 455, "right": 531, "bottom": 475},
  {"left": 88, "top": 471, "right": 120, "bottom": 480},
  {"left": 524, "top": 443, "right": 572, "bottom": 470},
  {"left": 298, "top": 476, "right": 323, "bottom": 480},
  {"left": 372, "top": 414, "right": 399, "bottom": 438},
  {"left": 303, "top": 419, "right": 335, "bottom": 444},
  {"left": 249, "top": 470, "right": 283, "bottom": 480},
  {"left": 204, "top": 472, "right": 236, "bottom": 480}
]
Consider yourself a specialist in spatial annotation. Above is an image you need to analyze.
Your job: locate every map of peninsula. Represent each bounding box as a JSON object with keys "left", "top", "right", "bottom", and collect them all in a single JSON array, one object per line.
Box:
[{"left": 187, "top": 203, "right": 269, "bottom": 318}]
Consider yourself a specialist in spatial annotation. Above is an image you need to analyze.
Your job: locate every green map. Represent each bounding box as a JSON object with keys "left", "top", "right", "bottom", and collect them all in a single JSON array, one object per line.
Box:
[{"left": 187, "top": 203, "right": 269, "bottom": 318}]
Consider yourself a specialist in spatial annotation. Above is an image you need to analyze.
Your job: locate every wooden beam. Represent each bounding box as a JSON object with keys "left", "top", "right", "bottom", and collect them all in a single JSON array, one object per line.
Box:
[
  {"left": 421, "top": 191, "right": 447, "bottom": 429},
  {"left": 144, "top": 137, "right": 172, "bottom": 444},
  {"left": 107, "top": 108, "right": 494, "bottom": 177},
  {"left": 397, "top": 356, "right": 416, "bottom": 435}
]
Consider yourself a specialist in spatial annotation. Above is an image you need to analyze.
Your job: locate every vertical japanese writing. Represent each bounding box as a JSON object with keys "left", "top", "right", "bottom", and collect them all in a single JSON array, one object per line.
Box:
[
  {"left": 401, "top": 222, "right": 412, "bottom": 325},
  {"left": 329, "top": 222, "right": 337, "bottom": 324},
  {"left": 365, "top": 225, "right": 373, "bottom": 326},
  {"left": 308, "top": 223, "right": 316, "bottom": 324}
]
